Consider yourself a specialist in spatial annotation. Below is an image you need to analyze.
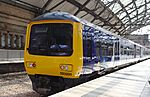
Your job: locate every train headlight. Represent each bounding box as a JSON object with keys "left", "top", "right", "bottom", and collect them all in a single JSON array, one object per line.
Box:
[
  {"left": 60, "top": 64, "right": 72, "bottom": 72},
  {"left": 26, "top": 62, "right": 36, "bottom": 68},
  {"left": 30, "top": 63, "right": 36, "bottom": 67}
]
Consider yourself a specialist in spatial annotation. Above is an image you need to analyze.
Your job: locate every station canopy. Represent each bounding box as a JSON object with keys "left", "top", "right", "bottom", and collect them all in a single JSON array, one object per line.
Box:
[{"left": 2, "top": 0, "right": 150, "bottom": 36}]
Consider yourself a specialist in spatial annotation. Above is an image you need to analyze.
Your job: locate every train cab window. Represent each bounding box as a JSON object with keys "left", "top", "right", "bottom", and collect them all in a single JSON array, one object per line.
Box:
[{"left": 29, "top": 23, "right": 73, "bottom": 56}]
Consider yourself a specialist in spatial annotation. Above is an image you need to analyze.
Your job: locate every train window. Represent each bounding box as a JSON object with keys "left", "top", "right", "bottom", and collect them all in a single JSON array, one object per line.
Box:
[
  {"left": 83, "top": 39, "right": 92, "bottom": 58},
  {"left": 108, "top": 46, "right": 113, "bottom": 56},
  {"left": 29, "top": 23, "right": 73, "bottom": 56},
  {"left": 115, "top": 42, "right": 119, "bottom": 55},
  {"left": 101, "top": 44, "right": 106, "bottom": 56},
  {"left": 96, "top": 42, "right": 100, "bottom": 58},
  {"left": 121, "top": 49, "right": 123, "bottom": 55},
  {"left": 124, "top": 50, "right": 127, "bottom": 55},
  {"left": 87, "top": 40, "right": 92, "bottom": 57}
]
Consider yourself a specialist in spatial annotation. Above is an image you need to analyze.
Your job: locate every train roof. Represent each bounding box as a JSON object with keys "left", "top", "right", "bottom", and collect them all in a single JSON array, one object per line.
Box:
[
  {"left": 33, "top": 11, "right": 80, "bottom": 22},
  {"left": 33, "top": 11, "right": 148, "bottom": 49}
]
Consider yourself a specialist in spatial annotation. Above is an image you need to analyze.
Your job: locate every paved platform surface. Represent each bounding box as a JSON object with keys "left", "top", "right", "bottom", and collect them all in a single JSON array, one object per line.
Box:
[{"left": 50, "top": 59, "right": 150, "bottom": 97}]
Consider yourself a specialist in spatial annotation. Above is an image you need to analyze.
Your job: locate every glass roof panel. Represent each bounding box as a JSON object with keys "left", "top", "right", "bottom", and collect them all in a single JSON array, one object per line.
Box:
[
  {"left": 131, "top": 17, "right": 137, "bottom": 23},
  {"left": 117, "top": 13, "right": 126, "bottom": 19},
  {"left": 136, "top": 0, "right": 145, "bottom": 7},
  {"left": 130, "top": 11, "right": 137, "bottom": 18},
  {"left": 138, "top": 6, "right": 145, "bottom": 14},
  {"left": 109, "top": 3, "right": 122, "bottom": 13},
  {"left": 125, "top": 3, "right": 134, "bottom": 11},
  {"left": 147, "top": 3, "right": 150, "bottom": 9},
  {"left": 119, "top": 0, "right": 132, "bottom": 6},
  {"left": 122, "top": 18, "right": 128, "bottom": 23},
  {"left": 101, "top": 0, "right": 114, "bottom": 4},
  {"left": 147, "top": 9, "right": 150, "bottom": 15}
]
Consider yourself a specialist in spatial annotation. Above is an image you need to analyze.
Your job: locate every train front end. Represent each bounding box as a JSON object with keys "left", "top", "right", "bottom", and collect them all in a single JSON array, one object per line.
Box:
[{"left": 24, "top": 12, "right": 83, "bottom": 95}]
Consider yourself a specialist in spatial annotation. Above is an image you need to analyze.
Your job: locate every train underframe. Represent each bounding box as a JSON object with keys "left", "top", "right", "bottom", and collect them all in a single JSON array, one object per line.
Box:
[{"left": 29, "top": 74, "right": 91, "bottom": 96}]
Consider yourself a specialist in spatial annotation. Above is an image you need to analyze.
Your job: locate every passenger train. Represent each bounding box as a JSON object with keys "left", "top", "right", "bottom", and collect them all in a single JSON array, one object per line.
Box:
[{"left": 24, "top": 11, "right": 150, "bottom": 95}]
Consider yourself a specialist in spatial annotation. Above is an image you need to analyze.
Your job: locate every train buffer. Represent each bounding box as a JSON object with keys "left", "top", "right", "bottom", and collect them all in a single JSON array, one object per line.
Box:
[{"left": 50, "top": 59, "right": 150, "bottom": 97}]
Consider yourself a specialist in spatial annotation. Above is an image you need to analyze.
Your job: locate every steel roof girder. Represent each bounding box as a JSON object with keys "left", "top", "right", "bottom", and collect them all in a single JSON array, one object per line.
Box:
[
  {"left": 47, "top": 0, "right": 65, "bottom": 12},
  {"left": 74, "top": 0, "right": 91, "bottom": 16},
  {"left": 41, "top": 0, "right": 53, "bottom": 13},
  {"left": 0, "top": 0, "right": 39, "bottom": 13},
  {"left": 65, "top": 0, "right": 118, "bottom": 30}
]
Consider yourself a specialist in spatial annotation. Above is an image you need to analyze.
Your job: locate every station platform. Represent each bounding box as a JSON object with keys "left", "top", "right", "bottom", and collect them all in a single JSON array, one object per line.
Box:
[
  {"left": 50, "top": 59, "right": 150, "bottom": 97},
  {"left": 0, "top": 58, "right": 24, "bottom": 74},
  {"left": 0, "top": 59, "right": 24, "bottom": 64},
  {"left": 0, "top": 49, "right": 24, "bottom": 64}
]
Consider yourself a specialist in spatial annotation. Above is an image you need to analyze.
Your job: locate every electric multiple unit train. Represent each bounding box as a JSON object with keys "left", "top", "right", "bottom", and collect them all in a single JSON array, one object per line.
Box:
[{"left": 24, "top": 12, "right": 150, "bottom": 95}]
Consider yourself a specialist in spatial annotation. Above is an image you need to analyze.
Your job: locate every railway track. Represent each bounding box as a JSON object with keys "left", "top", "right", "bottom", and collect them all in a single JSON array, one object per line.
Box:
[{"left": 0, "top": 72, "right": 40, "bottom": 97}]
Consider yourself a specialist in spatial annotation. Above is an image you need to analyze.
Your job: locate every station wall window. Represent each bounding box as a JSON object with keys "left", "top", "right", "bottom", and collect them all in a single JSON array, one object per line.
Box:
[
  {"left": 8, "top": 34, "right": 11, "bottom": 48},
  {"left": 18, "top": 36, "right": 21, "bottom": 48},
  {"left": 14, "top": 35, "right": 17, "bottom": 48},
  {"left": 0, "top": 32, "right": 1, "bottom": 48},
  {"left": 1, "top": 33, "right": 5, "bottom": 48},
  {"left": 20, "top": 35, "right": 24, "bottom": 48}
]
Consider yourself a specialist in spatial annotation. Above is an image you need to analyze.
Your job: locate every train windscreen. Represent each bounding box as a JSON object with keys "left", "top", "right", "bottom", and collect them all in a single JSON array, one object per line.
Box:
[{"left": 28, "top": 23, "right": 73, "bottom": 56}]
